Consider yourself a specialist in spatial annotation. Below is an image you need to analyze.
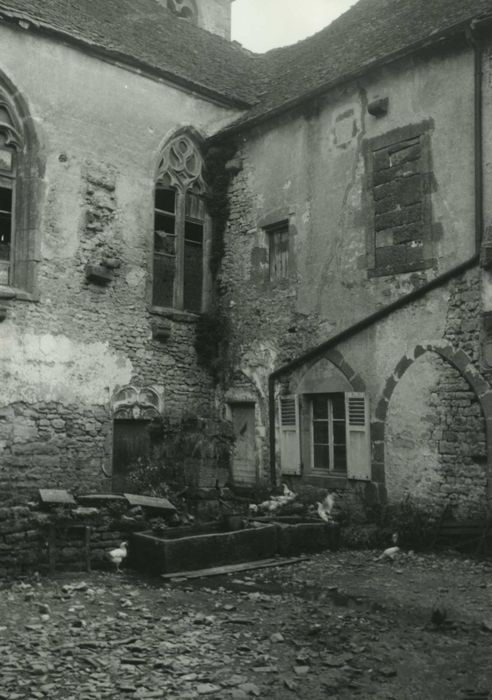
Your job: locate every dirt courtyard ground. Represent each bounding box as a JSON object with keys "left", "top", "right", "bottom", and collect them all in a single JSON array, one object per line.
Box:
[{"left": 1, "top": 550, "right": 492, "bottom": 699}]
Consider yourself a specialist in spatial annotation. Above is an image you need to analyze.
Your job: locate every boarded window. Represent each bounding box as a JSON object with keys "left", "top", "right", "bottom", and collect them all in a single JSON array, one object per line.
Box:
[
  {"left": 267, "top": 222, "right": 289, "bottom": 281},
  {"left": 366, "top": 123, "right": 434, "bottom": 277}
]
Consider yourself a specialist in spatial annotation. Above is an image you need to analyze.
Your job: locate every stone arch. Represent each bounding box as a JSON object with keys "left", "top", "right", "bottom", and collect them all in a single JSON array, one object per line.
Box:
[
  {"left": 291, "top": 348, "right": 366, "bottom": 394},
  {"left": 376, "top": 343, "right": 492, "bottom": 511}
]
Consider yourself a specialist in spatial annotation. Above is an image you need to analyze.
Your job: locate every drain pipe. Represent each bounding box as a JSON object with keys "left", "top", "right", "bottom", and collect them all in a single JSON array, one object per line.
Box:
[
  {"left": 468, "top": 20, "right": 485, "bottom": 250},
  {"left": 267, "top": 22, "right": 485, "bottom": 487}
]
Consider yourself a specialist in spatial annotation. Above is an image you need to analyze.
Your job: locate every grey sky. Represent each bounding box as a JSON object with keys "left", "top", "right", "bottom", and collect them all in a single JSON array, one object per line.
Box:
[{"left": 231, "top": 0, "right": 357, "bottom": 53}]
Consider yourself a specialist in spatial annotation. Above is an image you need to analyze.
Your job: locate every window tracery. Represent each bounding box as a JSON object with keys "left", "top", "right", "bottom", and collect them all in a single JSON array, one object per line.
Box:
[
  {"left": 112, "top": 385, "right": 162, "bottom": 420},
  {"left": 153, "top": 133, "right": 209, "bottom": 314},
  {"left": 166, "top": 0, "right": 197, "bottom": 23}
]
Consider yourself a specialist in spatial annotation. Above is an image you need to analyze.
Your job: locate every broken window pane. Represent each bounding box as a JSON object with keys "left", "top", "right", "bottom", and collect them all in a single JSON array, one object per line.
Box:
[
  {"left": 185, "top": 192, "right": 205, "bottom": 220},
  {"left": 155, "top": 187, "right": 175, "bottom": 213},
  {"left": 0, "top": 148, "right": 13, "bottom": 172},
  {"left": 153, "top": 253, "right": 175, "bottom": 307},
  {"left": 183, "top": 221, "right": 203, "bottom": 313},
  {"left": 0, "top": 185, "right": 12, "bottom": 280}
]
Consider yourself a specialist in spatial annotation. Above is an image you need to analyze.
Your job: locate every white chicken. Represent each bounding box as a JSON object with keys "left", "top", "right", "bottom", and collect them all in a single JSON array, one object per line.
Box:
[
  {"left": 107, "top": 541, "right": 128, "bottom": 573},
  {"left": 249, "top": 483, "right": 297, "bottom": 516},
  {"left": 376, "top": 533, "right": 400, "bottom": 561},
  {"left": 316, "top": 493, "right": 335, "bottom": 522}
]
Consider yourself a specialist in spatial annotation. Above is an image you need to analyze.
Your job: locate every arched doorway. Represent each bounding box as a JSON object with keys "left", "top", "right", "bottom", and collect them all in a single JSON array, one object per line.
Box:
[{"left": 111, "top": 385, "right": 162, "bottom": 492}]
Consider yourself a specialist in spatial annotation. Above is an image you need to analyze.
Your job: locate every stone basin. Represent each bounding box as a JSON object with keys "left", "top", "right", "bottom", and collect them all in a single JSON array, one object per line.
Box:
[
  {"left": 130, "top": 519, "right": 339, "bottom": 575},
  {"left": 130, "top": 523, "right": 278, "bottom": 575}
]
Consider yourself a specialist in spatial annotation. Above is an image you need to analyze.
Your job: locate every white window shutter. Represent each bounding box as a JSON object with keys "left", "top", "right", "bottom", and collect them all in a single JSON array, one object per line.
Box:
[
  {"left": 278, "top": 396, "right": 301, "bottom": 476},
  {"left": 345, "top": 393, "right": 371, "bottom": 481}
]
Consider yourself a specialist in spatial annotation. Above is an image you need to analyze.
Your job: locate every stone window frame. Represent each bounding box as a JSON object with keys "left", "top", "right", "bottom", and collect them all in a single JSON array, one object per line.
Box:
[
  {"left": 255, "top": 210, "right": 296, "bottom": 287},
  {"left": 0, "top": 73, "right": 43, "bottom": 301},
  {"left": 151, "top": 131, "right": 212, "bottom": 317},
  {"left": 266, "top": 220, "right": 290, "bottom": 282},
  {"left": 364, "top": 120, "right": 436, "bottom": 278}
]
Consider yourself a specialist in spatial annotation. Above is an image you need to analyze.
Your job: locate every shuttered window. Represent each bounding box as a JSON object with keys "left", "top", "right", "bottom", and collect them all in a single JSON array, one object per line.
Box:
[
  {"left": 345, "top": 392, "right": 371, "bottom": 481},
  {"left": 308, "top": 392, "right": 371, "bottom": 480},
  {"left": 278, "top": 396, "right": 301, "bottom": 475}
]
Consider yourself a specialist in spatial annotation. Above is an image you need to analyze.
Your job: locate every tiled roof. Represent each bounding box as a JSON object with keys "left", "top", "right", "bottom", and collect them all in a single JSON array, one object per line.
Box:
[
  {"left": 0, "top": 0, "right": 257, "bottom": 107},
  {"left": 242, "top": 0, "right": 492, "bottom": 126},
  {"left": 0, "top": 0, "right": 491, "bottom": 123}
]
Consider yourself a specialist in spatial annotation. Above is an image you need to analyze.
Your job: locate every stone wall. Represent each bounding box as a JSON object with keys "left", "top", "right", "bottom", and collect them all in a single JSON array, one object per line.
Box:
[
  {"left": 0, "top": 402, "right": 110, "bottom": 505},
  {"left": 0, "top": 501, "right": 157, "bottom": 575},
  {"left": 0, "top": 24, "right": 243, "bottom": 502},
  {"left": 385, "top": 352, "right": 487, "bottom": 518}
]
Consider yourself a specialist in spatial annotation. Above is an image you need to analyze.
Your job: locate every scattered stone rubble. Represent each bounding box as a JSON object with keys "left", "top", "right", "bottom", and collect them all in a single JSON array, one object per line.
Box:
[{"left": 1, "top": 551, "right": 492, "bottom": 699}]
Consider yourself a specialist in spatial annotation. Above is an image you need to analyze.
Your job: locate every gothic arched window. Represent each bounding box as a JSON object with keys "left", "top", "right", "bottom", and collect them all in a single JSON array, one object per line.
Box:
[
  {"left": 0, "top": 77, "right": 41, "bottom": 296},
  {"left": 153, "top": 133, "right": 209, "bottom": 314},
  {"left": 0, "top": 95, "right": 22, "bottom": 287}
]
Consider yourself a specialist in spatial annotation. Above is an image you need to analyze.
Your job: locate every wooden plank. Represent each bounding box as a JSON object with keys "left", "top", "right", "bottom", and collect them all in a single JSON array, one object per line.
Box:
[
  {"left": 161, "top": 556, "right": 308, "bottom": 581},
  {"left": 123, "top": 493, "right": 176, "bottom": 512},
  {"left": 39, "top": 489, "right": 75, "bottom": 505},
  {"left": 77, "top": 494, "right": 126, "bottom": 505}
]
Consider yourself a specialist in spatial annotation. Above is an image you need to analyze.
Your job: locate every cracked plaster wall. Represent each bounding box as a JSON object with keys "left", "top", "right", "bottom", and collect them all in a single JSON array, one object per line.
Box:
[
  {"left": 0, "top": 25, "right": 243, "bottom": 498},
  {"left": 222, "top": 45, "right": 484, "bottom": 497}
]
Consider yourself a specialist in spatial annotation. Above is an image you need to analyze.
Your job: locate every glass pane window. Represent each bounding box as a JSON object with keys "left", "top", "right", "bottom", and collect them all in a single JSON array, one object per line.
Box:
[
  {"left": 311, "top": 394, "right": 347, "bottom": 473},
  {"left": 0, "top": 183, "right": 12, "bottom": 284},
  {"left": 152, "top": 185, "right": 206, "bottom": 314}
]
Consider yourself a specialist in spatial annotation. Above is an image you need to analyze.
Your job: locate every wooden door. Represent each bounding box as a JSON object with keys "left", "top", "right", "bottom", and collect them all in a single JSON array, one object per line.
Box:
[
  {"left": 231, "top": 403, "right": 256, "bottom": 486},
  {"left": 112, "top": 420, "right": 150, "bottom": 492}
]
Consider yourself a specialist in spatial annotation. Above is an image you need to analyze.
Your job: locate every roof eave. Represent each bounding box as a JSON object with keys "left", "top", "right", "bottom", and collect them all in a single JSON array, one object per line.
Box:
[
  {"left": 0, "top": 9, "right": 253, "bottom": 110},
  {"left": 211, "top": 11, "right": 492, "bottom": 141}
]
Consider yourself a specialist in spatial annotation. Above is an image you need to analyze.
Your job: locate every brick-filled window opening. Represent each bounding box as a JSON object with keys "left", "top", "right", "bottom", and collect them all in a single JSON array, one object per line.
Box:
[
  {"left": 366, "top": 122, "right": 434, "bottom": 277},
  {"left": 267, "top": 221, "right": 289, "bottom": 281},
  {"left": 311, "top": 393, "right": 347, "bottom": 473},
  {"left": 0, "top": 145, "right": 14, "bottom": 286},
  {"left": 152, "top": 133, "right": 209, "bottom": 314}
]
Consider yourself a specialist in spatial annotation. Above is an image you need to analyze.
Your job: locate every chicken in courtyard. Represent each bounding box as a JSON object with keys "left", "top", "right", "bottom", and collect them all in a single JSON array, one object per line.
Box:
[
  {"left": 248, "top": 483, "right": 297, "bottom": 515},
  {"left": 376, "top": 532, "right": 400, "bottom": 561},
  {"left": 316, "top": 493, "right": 336, "bottom": 522},
  {"left": 107, "top": 541, "right": 128, "bottom": 573}
]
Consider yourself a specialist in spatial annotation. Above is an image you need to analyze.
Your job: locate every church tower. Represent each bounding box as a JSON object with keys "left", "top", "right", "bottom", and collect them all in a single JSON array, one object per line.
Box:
[{"left": 161, "top": 0, "right": 234, "bottom": 40}]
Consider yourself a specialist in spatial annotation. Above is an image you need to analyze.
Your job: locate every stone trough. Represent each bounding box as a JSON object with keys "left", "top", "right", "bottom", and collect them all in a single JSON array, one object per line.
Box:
[{"left": 130, "top": 518, "right": 339, "bottom": 575}]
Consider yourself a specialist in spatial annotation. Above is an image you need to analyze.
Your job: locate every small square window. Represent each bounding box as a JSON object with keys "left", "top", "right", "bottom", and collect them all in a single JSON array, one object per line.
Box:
[{"left": 267, "top": 222, "right": 289, "bottom": 282}]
